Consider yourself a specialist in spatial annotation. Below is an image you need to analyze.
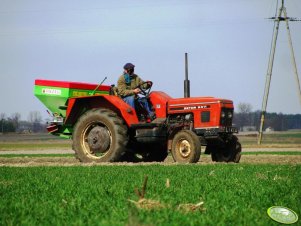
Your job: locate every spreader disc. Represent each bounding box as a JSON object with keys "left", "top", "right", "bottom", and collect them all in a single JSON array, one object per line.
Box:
[{"left": 267, "top": 206, "right": 298, "bottom": 224}]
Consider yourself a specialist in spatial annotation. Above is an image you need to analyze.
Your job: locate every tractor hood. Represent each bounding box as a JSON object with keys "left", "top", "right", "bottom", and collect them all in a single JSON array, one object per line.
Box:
[
  {"left": 167, "top": 96, "right": 235, "bottom": 129},
  {"left": 168, "top": 97, "right": 234, "bottom": 110}
]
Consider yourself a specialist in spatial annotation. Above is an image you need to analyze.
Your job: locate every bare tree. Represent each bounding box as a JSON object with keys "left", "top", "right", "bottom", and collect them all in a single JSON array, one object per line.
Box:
[
  {"left": 235, "top": 103, "right": 253, "bottom": 131},
  {"left": 0, "top": 113, "right": 5, "bottom": 133},
  {"left": 28, "top": 111, "right": 42, "bottom": 123},
  {"left": 28, "top": 111, "right": 43, "bottom": 132},
  {"left": 0, "top": 113, "right": 6, "bottom": 121},
  {"left": 237, "top": 103, "right": 252, "bottom": 114},
  {"left": 11, "top": 112, "right": 21, "bottom": 130}
]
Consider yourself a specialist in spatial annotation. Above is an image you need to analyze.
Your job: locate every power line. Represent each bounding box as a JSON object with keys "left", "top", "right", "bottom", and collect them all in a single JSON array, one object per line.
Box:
[{"left": 258, "top": 0, "right": 301, "bottom": 144}]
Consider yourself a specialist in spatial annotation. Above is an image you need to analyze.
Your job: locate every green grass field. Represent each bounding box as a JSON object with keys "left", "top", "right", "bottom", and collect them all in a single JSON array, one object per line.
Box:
[
  {"left": 0, "top": 132, "right": 300, "bottom": 225},
  {"left": 0, "top": 164, "right": 300, "bottom": 226}
]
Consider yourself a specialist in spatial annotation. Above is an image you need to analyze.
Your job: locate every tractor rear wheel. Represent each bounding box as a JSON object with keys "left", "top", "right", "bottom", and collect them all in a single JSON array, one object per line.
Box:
[
  {"left": 72, "top": 108, "right": 128, "bottom": 162},
  {"left": 171, "top": 130, "right": 201, "bottom": 163},
  {"left": 211, "top": 135, "right": 241, "bottom": 163}
]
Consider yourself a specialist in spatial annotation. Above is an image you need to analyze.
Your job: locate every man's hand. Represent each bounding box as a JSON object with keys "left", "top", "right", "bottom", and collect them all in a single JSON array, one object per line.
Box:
[{"left": 133, "top": 88, "right": 141, "bottom": 94}]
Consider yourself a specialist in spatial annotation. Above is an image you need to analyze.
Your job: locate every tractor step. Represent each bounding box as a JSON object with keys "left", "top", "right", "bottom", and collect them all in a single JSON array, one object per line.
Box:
[{"left": 130, "top": 119, "right": 166, "bottom": 129}]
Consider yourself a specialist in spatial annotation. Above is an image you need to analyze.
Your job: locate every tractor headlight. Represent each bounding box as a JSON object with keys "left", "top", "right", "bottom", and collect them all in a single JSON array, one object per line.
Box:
[
  {"left": 221, "top": 111, "right": 226, "bottom": 118},
  {"left": 228, "top": 112, "right": 233, "bottom": 119}
]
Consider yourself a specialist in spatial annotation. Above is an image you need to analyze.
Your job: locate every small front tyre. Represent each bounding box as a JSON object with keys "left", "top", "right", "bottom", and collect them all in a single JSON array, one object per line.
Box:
[
  {"left": 171, "top": 130, "right": 201, "bottom": 163},
  {"left": 211, "top": 135, "right": 241, "bottom": 163}
]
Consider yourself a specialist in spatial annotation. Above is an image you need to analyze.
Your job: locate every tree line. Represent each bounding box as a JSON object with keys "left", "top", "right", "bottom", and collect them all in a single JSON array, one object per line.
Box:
[
  {"left": 233, "top": 103, "right": 301, "bottom": 131},
  {"left": 0, "top": 111, "right": 47, "bottom": 133}
]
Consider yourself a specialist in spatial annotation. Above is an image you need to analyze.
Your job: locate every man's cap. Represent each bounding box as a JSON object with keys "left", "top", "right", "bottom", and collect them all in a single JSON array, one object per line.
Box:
[{"left": 123, "top": 63, "right": 135, "bottom": 70}]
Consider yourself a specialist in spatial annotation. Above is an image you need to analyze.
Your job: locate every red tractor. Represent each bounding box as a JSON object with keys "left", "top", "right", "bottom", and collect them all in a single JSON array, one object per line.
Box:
[{"left": 34, "top": 78, "right": 241, "bottom": 163}]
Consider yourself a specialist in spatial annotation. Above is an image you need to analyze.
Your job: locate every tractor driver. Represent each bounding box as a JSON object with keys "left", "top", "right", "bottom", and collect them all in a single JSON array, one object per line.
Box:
[{"left": 117, "top": 63, "right": 155, "bottom": 121}]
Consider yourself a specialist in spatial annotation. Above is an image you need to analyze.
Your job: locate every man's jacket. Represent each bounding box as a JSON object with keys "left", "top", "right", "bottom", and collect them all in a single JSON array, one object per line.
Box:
[{"left": 117, "top": 73, "right": 148, "bottom": 97}]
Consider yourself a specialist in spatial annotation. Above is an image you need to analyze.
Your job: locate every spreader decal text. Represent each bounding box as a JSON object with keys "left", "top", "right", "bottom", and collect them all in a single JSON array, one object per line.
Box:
[{"left": 42, "top": 88, "right": 61, "bottom": 95}]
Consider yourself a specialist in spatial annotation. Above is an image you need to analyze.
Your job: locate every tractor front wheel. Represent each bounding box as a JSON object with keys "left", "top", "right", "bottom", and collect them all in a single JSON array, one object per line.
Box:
[
  {"left": 171, "top": 130, "right": 201, "bottom": 163},
  {"left": 72, "top": 108, "right": 128, "bottom": 163},
  {"left": 211, "top": 136, "right": 241, "bottom": 163}
]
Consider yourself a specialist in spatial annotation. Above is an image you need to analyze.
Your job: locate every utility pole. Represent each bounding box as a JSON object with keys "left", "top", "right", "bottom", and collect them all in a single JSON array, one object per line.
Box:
[{"left": 258, "top": 0, "right": 301, "bottom": 144}]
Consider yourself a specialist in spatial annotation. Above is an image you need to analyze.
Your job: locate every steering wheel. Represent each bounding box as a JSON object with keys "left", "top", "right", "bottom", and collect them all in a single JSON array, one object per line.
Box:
[{"left": 136, "top": 81, "right": 153, "bottom": 97}]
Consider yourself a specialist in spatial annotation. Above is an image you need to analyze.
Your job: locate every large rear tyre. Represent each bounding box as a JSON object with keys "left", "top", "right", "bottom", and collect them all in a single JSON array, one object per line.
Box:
[
  {"left": 72, "top": 108, "right": 128, "bottom": 162},
  {"left": 171, "top": 130, "right": 201, "bottom": 163},
  {"left": 211, "top": 136, "right": 241, "bottom": 163}
]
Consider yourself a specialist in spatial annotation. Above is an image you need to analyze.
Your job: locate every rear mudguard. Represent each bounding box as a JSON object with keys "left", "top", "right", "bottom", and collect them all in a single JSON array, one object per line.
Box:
[{"left": 65, "top": 95, "right": 139, "bottom": 126}]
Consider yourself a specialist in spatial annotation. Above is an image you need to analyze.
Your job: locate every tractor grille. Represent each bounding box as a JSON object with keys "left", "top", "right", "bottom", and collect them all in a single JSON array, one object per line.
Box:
[{"left": 220, "top": 108, "right": 233, "bottom": 126}]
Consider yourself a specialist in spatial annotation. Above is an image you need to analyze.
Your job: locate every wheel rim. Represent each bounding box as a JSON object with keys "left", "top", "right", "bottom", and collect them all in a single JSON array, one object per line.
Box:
[
  {"left": 81, "top": 122, "right": 112, "bottom": 159},
  {"left": 176, "top": 139, "right": 191, "bottom": 158}
]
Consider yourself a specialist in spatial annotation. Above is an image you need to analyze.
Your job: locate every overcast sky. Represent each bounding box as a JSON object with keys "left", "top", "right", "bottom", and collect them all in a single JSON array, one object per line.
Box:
[{"left": 0, "top": 0, "right": 300, "bottom": 120}]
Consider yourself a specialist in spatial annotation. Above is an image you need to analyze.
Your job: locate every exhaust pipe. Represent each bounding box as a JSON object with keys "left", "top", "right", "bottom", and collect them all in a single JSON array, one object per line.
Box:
[{"left": 184, "top": 52, "right": 190, "bottom": 98}]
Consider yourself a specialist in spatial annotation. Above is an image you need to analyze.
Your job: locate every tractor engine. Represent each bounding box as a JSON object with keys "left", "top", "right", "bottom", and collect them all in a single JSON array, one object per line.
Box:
[{"left": 167, "top": 97, "right": 238, "bottom": 137}]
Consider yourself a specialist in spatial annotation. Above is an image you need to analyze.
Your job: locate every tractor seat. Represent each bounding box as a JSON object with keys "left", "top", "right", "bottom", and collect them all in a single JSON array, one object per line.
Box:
[{"left": 109, "top": 85, "right": 119, "bottom": 96}]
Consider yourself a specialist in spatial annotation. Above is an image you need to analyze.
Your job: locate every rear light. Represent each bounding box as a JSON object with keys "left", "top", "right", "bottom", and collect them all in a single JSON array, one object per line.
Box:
[{"left": 47, "top": 124, "right": 58, "bottom": 133}]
